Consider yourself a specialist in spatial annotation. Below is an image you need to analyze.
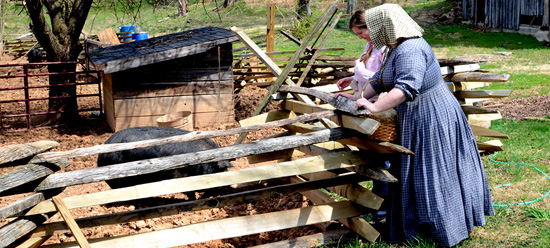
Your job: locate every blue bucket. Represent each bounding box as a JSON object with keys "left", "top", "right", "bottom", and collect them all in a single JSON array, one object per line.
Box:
[
  {"left": 132, "top": 32, "right": 148, "bottom": 41},
  {"left": 119, "top": 25, "right": 135, "bottom": 41}
]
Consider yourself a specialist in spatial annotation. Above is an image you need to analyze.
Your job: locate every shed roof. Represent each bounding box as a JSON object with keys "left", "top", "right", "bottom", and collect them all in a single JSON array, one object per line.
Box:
[{"left": 88, "top": 26, "right": 239, "bottom": 74}]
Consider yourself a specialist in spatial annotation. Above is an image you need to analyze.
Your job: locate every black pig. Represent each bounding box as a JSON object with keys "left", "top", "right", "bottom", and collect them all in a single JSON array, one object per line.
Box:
[{"left": 97, "top": 126, "right": 232, "bottom": 195}]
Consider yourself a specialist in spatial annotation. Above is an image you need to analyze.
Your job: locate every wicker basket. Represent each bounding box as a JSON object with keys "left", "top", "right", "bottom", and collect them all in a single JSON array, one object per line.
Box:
[{"left": 368, "top": 108, "right": 398, "bottom": 142}]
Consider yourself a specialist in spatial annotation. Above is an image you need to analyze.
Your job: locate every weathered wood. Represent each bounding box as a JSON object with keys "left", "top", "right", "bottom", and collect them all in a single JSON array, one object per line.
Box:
[
  {"left": 0, "top": 212, "right": 52, "bottom": 248},
  {"left": 239, "top": 110, "right": 296, "bottom": 127},
  {"left": 30, "top": 173, "right": 365, "bottom": 238},
  {"left": 14, "top": 236, "right": 50, "bottom": 248},
  {"left": 461, "top": 105, "right": 500, "bottom": 115},
  {"left": 455, "top": 90, "right": 513, "bottom": 99},
  {"left": 249, "top": 228, "right": 356, "bottom": 248},
  {"left": 31, "top": 110, "right": 338, "bottom": 164},
  {"left": 467, "top": 113, "right": 502, "bottom": 122},
  {"left": 0, "top": 159, "right": 71, "bottom": 196},
  {"left": 438, "top": 58, "right": 484, "bottom": 66},
  {"left": 477, "top": 140, "right": 504, "bottom": 152},
  {"left": 283, "top": 122, "right": 412, "bottom": 155},
  {"left": 440, "top": 64, "right": 480, "bottom": 75},
  {"left": 470, "top": 125, "right": 509, "bottom": 139},
  {"left": 447, "top": 72, "right": 510, "bottom": 82},
  {"left": 111, "top": 80, "right": 234, "bottom": 99},
  {"left": 31, "top": 149, "right": 363, "bottom": 217},
  {"left": 354, "top": 164, "right": 398, "bottom": 183},
  {"left": 289, "top": 176, "right": 380, "bottom": 243},
  {"left": 52, "top": 196, "right": 91, "bottom": 248},
  {"left": 278, "top": 85, "right": 370, "bottom": 116},
  {"left": 0, "top": 141, "right": 59, "bottom": 166},
  {"left": 39, "top": 201, "right": 365, "bottom": 248},
  {"left": 0, "top": 193, "right": 44, "bottom": 220},
  {"left": 247, "top": 148, "right": 306, "bottom": 164},
  {"left": 302, "top": 171, "right": 385, "bottom": 209}
]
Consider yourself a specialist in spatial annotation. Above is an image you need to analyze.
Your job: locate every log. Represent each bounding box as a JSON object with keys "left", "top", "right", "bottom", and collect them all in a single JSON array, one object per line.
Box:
[
  {"left": 0, "top": 212, "right": 52, "bottom": 248},
  {"left": 30, "top": 110, "right": 338, "bottom": 164},
  {"left": 278, "top": 85, "right": 370, "bottom": 116},
  {"left": 0, "top": 141, "right": 59, "bottom": 166},
  {"left": 447, "top": 72, "right": 510, "bottom": 82},
  {"left": 438, "top": 58, "right": 484, "bottom": 66},
  {"left": 39, "top": 201, "right": 365, "bottom": 248},
  {"left": 455, "top": 90, "right": 513, "bottom": 99},
  {"left": 0, "top": 159, "right": 71, "bottom": 196},
  {"left": 249, "top": 228, "right": 356, "bottom": 248},
  {"left": 33, "top": 128, "right": 355, "bottom": 192},
  {"left": 29, "top": 173, "right": 366, "bottom": 238},
  {"left": 0, "top": 193, "right": 44, "bottom": 220},
  {"left": 283, "top": 122, "right": 412, "bottom": 155}
]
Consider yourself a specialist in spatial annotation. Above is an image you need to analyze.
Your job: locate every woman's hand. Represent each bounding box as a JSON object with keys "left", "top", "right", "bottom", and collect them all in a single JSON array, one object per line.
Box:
[
  {"left": 336, "top": 77, "right": 354, "bottom": 91},
  {"left": 356, "top": 98, "right": 377, "bottom": 112}
]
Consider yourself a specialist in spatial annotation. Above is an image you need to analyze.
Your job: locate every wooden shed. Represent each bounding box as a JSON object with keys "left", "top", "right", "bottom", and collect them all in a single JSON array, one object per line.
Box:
[
  {"left": 462, "top": 0, "right": 550, "bottom": 40},
  {"left": 88, "top": 26, "right": 239, "bottom": 131}
]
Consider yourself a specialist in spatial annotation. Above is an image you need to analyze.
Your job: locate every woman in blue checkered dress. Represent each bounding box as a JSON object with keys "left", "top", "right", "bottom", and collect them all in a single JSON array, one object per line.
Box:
[{"left": 351, "top": 4, "right": 495, "bottom": 247}]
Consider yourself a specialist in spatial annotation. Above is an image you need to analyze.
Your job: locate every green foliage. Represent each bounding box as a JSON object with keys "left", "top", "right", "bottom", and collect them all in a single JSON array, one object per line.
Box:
[
  {"left": 288, "top": 16, "right": 315, "bottom": 40},
  {"left": 524, "top": 207, "right": 550, "bottom": 221}
]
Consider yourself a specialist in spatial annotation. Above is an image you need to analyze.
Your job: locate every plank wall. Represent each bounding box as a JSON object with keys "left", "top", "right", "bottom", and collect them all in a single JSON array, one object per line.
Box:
[{"left": 103, "top": 43, "right": 234, "bottom": 131}]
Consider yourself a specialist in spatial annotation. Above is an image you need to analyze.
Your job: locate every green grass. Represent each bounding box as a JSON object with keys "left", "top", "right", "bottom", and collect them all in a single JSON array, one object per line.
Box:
[{"left": 3, "top": 0, "right": 550, "bottom": 247}]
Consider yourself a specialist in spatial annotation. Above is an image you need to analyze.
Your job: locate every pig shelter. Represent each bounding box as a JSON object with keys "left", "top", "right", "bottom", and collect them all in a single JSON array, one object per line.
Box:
[{"left": 87, "top": 27, "right": 239, "bottom": 131}]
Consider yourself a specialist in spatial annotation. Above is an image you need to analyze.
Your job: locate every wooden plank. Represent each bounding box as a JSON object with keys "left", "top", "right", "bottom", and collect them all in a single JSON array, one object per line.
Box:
[
  {"left": 303, "top": 171, "right": 384, "bottom": 210},
  {"left": 14, "top": 236, "right": 50, "bottom": 248},
  {"left": 31, "top": 110, "right": 339, "bottom": 164},
  {"left": 0, "top": 160, "right": 70, "bottom": 196},
  {"left": 112, "top": 111, "right": 234, "bottom": 131},
  {"left": 0, "top": 141, "right": 59, "bottom": 166},
  {"left": 113, "top": 93, "right": 233, "bottom": 117},
  {"left": 461, "top": 105, "right": 500, "bottom": 115},
  {"left": 39, "top": 201, "right": 365, "bottom": 248},
  {"left": 239, "top": 110, "right": 295, "bottom": 127},
  {"left": 249, "top": 229, "right": 355, "bottom": 248},
  {"left": 470, "top": 125, "right": 509, "bottom": 139},
  {"left": 290, "top": 176, "right": 380, "bottom": 243},
  {"left": 477, "top": 140, "right": 504, "bottom": 152},
  {"left": 455, "top": 90, "right": 512, "bottom": 99},
  {"left": 278, "top": 85, "right": 370, "bottom": 116},
  {"left": 111, "top": 81, "right": 233, "bottom": 98},
  {"left": 97, "top": 28, "right": 121, "bottom": 45},
  {"left": 0, "top": 193, "right": 44, "bottom": 220},
  {"left": 28, "top": 151, "right": 366, "bottom": 215},
  {"left": 282, "top": 122, "right": 412, "bottom": 155},
  {"left": 440, "top": 64, "right": 480, "bottom": 75},
  {"left": 101, "top": 73, "right": 116, "bottom": 131},
  {"left": 30, "top": 173, "right": 365, "bottom": 239},
  {"left": 0, "top": 212, "right": 52, "bottom": 248},
  {"left": 52, "top": 196, "right": 91, "bottom": 248},
  {"left": 447, "top": 72, "right": 510, "bottom": 82},
  {"left": 247, "top": 148, "right": 306, "bottom": 164},
  {"left": 467, "top": 113, "right": 502, "bottom": 122}
]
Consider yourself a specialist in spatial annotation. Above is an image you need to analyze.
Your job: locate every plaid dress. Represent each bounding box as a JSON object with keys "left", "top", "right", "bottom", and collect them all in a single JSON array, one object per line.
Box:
[{"left": 370, "top": 37, "right": 495, "bottom": 247}]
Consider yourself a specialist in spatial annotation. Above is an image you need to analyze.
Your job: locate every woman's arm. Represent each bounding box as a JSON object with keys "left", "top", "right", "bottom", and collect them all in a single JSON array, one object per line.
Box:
[{"left": 356, "top": 87, "right": 406, "bottom": 113}]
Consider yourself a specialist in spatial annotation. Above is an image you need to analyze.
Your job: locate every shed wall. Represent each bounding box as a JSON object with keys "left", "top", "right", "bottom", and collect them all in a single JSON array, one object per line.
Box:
[{"left": 102, "top": 43, "right": 234, "bottom": 131}]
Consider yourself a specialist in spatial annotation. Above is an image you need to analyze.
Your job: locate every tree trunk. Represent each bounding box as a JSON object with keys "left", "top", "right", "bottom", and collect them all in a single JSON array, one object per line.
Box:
[
  {"left": 297, "top": 0, "right": 312, "bottom": 19},
  {"left": 177, "top": 0, "right": 188, "bottom": 16},
  {"left": 0, "top": 0, "right": 6, "bottom": 54},
  {"left": 347, "top": 0, "right": 357, "bottom": 14},
  {"left": 25, "top": 0, "right": 93, "bottom": 123}
]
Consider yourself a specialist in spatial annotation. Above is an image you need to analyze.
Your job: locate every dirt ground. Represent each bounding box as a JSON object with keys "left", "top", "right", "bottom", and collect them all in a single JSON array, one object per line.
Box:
[{"left": 2, "top": 30, "right": 550, "bottom": 246}]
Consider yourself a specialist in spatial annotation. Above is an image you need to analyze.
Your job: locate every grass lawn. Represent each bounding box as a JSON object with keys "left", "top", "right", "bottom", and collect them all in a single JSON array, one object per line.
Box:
[{"left": 2, "top": 0, "right": 550, "bottom": 247}]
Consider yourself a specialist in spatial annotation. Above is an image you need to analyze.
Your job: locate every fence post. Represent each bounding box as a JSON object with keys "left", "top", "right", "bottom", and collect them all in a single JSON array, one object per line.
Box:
[{"left": 0, "top": 0, "right": 7, "bottom": 55}]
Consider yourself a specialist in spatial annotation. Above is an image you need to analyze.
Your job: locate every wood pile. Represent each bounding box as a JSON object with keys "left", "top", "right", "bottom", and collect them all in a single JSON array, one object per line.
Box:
[
  {"left": 0, "top": 105, "right": 406, "bottom": 247},
  {"left": 439, "top": 58, "right": 511, "bottom": 152}
]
